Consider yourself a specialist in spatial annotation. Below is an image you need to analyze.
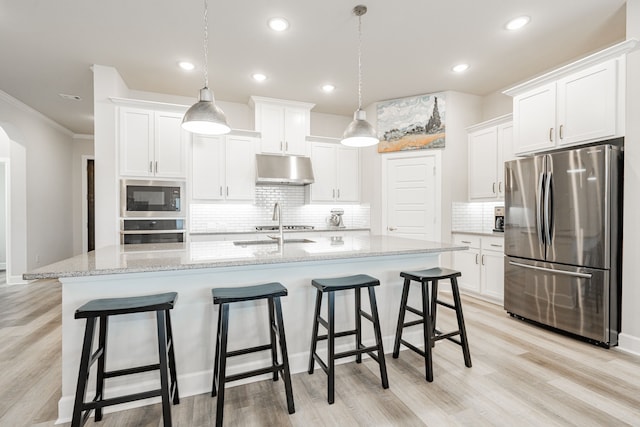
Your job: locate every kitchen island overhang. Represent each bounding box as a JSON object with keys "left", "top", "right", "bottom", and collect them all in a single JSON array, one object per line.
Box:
[{"left": 25, "top": 235, "right": 466, "bottom": 424}]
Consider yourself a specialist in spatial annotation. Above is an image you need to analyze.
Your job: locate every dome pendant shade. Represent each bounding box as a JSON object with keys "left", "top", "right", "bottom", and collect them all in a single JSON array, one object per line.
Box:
[
  {"left": 341, "top": 109, "right": 378, "bottom": 147},
  {"left": 182, "top": 88, "right": 231, "bottom": 135}
]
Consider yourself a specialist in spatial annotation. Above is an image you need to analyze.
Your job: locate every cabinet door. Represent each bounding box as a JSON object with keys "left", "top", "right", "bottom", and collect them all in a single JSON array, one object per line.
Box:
[
  {"left": 497, "top": 122, "right": 514, "bottom": 198},
  {"left": 120, "top": 108, "right": 153, "bottom": 177},
  {"left": 191, "top": 135, "right": 224, "bottom": 200},
  {"left": 155, "top": 112, "right": 186, "bottom": 178},
  {"left": 513, "top": 83, "right": 556, "bottom": 155},
  {"left": 556, "top": 59, "right": 617, "bottom": 146},
  {"left": 336, "top": 146, "right": 359, "bottom": 202},
  {"left": 310, "top": 143, "right": 337, "bottom": 202},
  {"left": 258, "top": 104, "right": 285, "bottom": 154},
  {"left": 225, "top": 136, "right": 256, "bottom": 201},
  {"left": 481, "top": 250, "right": 504, "bottom": 302},
  {"left": 452, "top": 249, "right": 481, "bottom": 293},
  {"left": 284, "top": 107, "right": 309, "bottom": 156},
  {"left": 468, "top": 127, "right": 498, "bottom": 200}
]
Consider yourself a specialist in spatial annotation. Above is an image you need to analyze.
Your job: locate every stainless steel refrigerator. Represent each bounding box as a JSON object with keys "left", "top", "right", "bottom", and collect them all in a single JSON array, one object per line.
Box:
[{"left": 504, "top": 142, "right": 623, "bottom": 347}]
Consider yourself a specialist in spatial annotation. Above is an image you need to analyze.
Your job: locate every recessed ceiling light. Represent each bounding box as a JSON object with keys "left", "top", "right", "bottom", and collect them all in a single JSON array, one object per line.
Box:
[
  {"left": 252, "top": 73, "right": 267, "bottom": 82},
  {"left": 58, "top": 93, "right": 82, "bottom": 101},
  {"left": 505, "top": 16, "right": 530, "bottom": 31},
  {"left": 322, "top": 84, "right": 335, "bottom": 93},
  {"left": 452, "top": 63, "right": 470, "bottom": 73},
  {"left": 178, "top": 61, "right": 195, "bottom": 71},
  {"left": 268, "top": 17, "right": 289, "bottom": 32}
]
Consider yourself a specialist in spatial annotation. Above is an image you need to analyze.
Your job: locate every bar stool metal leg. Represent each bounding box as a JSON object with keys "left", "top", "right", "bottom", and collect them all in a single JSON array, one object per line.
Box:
[
  {"left": 451, "top": 277, "right": 472, "bottom": 367},
  {"left": 273, "top": 297, "right": 295, "bottom": 414},
  {"left": 156, "top": 310, "right": 172, "bottom": 427},
  {"left": 421, "top": 281, "right": 434, "bottom": 382},
  {"left": 327, "top": 291, "right": 336, "bottom": 404},
  {"left": 215, "top": 304, "right": 230, "bottom": 427},
  {"left": 367, "top": 287, "right": 389, "bottom": 389},
  {"left": 393, "top": 278, "right": 411, "bottom": 358},
  {"left": 268, "top": 297, "right": 279, "bottom": 381},
  {"left": 165, "top": 309, "right": 180, "bottom": 404},
  {"left": 308, "top": 289, "right": 323, "bottom": 375},
  {"left": 71, "top": 317, "right": 96, "bottom": 427},
  {"left": 212, "top": 304, "right": 223, "bottom": 397},
  {"left": 430, "top": 279, "right": 439, "bottom": 348},
  {"left": 95, "top": 315, "right": 108, "bottom": 421},
  {"left": 355, "top": 288, "right": 362, "bottom": 363}
]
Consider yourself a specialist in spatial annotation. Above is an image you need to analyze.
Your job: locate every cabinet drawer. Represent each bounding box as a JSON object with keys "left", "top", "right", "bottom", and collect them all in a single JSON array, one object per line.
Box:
[
  {"left": 453, "top": 234, "right": 481, "bottom": 248},
  {"left": 482, "top": 236, "right": 505, "bottom": 252}
]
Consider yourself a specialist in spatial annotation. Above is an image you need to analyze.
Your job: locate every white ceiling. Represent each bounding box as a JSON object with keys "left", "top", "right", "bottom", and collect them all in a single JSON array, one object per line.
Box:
[{"left": 0, "top": 0, "right": 627, "bottom": 135}]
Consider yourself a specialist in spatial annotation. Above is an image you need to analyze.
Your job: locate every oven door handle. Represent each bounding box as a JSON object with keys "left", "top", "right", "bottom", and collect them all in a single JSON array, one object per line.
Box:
[{"left": 508, "top": 261, "right": 592, "bottom": 279}]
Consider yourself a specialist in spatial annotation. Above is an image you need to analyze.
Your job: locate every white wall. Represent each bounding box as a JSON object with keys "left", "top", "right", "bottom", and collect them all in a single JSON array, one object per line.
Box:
[
  {"left": 0, "top": 90, "right": 75, "bottom": 283},
  {"left": 310, "top": 112, "right": 351, "bottom": 138},
  {"left": 481, "top": 91, "right": 513, "bottom": 120},
  {"left": 620, "top": 0, "right": 640, "bottom": 354},
  {"left": 0, "top": 163, "right": 5, "bottom": 269}
]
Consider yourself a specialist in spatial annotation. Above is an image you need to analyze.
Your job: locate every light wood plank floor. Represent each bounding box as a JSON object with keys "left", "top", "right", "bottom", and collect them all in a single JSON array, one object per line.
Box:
[{"left": 2, "top": 279, "right": 640, "bottom": 427}]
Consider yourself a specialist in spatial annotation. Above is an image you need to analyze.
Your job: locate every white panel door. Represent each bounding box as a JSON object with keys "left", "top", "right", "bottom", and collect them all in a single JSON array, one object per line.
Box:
[
  {"left": 513, "top": 83, "right": 556, "bottom": 155},
  {"left": 468, "top": 126, "right": 498, "bottom": 200},
  {"left": 120, "top": 108, "right": 153, "bottom": 177},
  {"left": 481, "top": 250, "right": 504, "bottom": 301},
  {"left": 154, "top": 112, "right": 185, "bottom": 178},
  {"left": 258, "top": 104, "right": 285, "bottom": 154},
  {"left": 336, "top": 146, "right": 359, "bottom": 202},
  {"left": 386, "top": 155, "right": 437, "bottom": 240},
  {"left": 310, "top": 143, "right": 337, "bottom": 202},
  {"left": 453, "top": 249, "right": 481, "bottom": 293},
  {"left": 284, "top": 107, "right": 308, "bottom": 156}
]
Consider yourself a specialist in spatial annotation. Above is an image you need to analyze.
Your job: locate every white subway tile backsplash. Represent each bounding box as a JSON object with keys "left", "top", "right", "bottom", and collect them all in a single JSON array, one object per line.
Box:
[
  {"left": 190, "top": 186, "right": 370, "bottom": 232},
  {"left": 452, "top": 201, "right": 503, "bottom": 234}
]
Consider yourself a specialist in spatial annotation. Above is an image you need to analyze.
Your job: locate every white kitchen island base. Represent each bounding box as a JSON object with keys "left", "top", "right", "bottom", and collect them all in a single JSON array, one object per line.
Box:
[{"left": 24, "top": 235, "right": 465, "bottom": 423}]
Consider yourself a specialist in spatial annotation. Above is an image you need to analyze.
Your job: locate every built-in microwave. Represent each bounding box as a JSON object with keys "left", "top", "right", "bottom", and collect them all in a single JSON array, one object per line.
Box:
[{"left": 120, "top": 179, "right": 184, "bottom": 218}]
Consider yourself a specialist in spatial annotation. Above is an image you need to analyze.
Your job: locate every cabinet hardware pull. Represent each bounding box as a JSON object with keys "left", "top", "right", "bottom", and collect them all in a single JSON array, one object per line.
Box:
[
  {"left": 482, "top": 254, "right": 486, "bottom": 265},
  {"left": 337, "top": 189, "right": 340, "bottom": 199},
  {"left": 475, "top": 254, "right": 479, "bottom": 264},
  {"left": 492, "top": 182, "right": 496, "bottom": 194},
  {"left": 549, "top": 127, "right": 554, "bottom": 142},
  {"left": 280, "top": 141, "right": 283, "bottom": 151},
  {"left": 155, "top": 161, "right": 158, "bottom": 173},
  {"left": 559, "top": 124, "right": 564, "bottom": 140},
  {"left": 286, "top": 141, "right": 289, "bottom": 151},
  {"left": 461, "top": 240, "right": 472, "bottom": 244},
  {"left": 219, "top": 186, "right": 223, "bottom": 196},
  {"left": 498, "top": 182, "right": 503, "bottom": 193},
  {"left": 333, "top": 189, "right": 335, "bottom": 198},
  {"left": 490, "top": 244, "right": 502, "bottom": 247},
  {"left": 226, "top": 186, "right": 229, "bottom": 197},
  {"left": 388, "top": 226, "right": 397, "bottom": 231},
  {"left": 149, "top": 161, "right": 153, "bottom": 173}
]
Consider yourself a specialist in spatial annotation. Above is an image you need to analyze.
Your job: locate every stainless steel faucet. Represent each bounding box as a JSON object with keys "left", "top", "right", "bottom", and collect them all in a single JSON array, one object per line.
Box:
[{"left": 271, "top": 202, "right": 284, "bottom": 245}]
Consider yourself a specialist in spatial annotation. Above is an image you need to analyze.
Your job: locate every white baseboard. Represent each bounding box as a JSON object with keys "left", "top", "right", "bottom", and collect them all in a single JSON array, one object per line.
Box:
[
  {"left": 56, "top": 330, "right": 424, "bottom": 424},
  {"left": 617, "top": 332, "right": 640, "bottom": 356}
]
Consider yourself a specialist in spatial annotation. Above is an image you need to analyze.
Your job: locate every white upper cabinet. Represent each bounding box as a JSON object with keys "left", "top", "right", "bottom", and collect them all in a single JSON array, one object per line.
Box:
[
  {"left": 251, "top": 96, "right": 314, "bottom": 156},
  {"left": 467, "top": 115, "right": 513, "bottom": 200},
  {"left": 505, "top": 40, "right": 637, "bottom": 155},
  {"left": 191, "top": 135, "right": 257, "bottom": 201},
  {"left": 119, "top": 107, "right": 186, "bottom": 178},
  {"left": 310, "top": 141, "right": 360, "bottom": 203}
]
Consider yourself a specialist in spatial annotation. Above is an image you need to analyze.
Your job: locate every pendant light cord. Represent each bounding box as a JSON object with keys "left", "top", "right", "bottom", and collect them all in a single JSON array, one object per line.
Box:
[
  {"left": 203, "top": 0, "right": 209, "bottom": 88},
  {"left": 357, "top": 12, "right": 363, "bottom": 110}
]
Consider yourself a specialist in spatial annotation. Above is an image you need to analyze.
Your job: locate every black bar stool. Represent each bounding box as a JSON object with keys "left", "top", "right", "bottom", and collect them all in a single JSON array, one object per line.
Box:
[
  {"left": 308, "top": 274, "right": 389, "bottom": 404},
  {"left": 393, "top": 267, "right": 472, "bottom": 382},
  {"left": 71, "top": 292, "right": 180, "bottom": 427},
  {"left": 211, "top": 282, "right": 294, "bottom": 427}
]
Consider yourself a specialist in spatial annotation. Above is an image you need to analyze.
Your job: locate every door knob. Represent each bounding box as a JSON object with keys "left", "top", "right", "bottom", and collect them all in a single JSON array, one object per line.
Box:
[{"left": 388, "top": 226, "right": 397, "bottom": 231}]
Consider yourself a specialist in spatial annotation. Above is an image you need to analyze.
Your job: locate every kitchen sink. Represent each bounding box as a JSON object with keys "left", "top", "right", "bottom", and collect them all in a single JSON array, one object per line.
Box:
[{"left": 233, "top": 239, "right": 315, "bottom": 246}]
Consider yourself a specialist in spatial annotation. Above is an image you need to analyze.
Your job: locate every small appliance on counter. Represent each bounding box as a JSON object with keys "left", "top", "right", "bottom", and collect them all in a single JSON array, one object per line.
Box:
[
  {"left": 493, "top": 206, "right": 504, "bottom": 232},
  {"left": 326, "top": 208, "right": 345, "bottom": 228}
]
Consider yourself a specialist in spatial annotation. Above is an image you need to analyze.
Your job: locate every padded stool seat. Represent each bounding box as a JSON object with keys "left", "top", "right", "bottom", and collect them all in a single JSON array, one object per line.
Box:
[
  {"left": 308, "top": 274, "right": 388, "bottom": 404},
  {"left": 393, "top": 267, "right": 471, "bottom": 382},
  {"left": 71, "top": 292, "right": 179, "bottom": 427},
  {"left": 211, "top": 282, "right": 294, "bottom": 427}
]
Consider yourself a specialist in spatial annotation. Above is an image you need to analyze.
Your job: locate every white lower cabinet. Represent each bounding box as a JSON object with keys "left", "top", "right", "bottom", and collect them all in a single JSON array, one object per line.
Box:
[{"left": 452, "top": 233, "right": 504, "bottom": 304}]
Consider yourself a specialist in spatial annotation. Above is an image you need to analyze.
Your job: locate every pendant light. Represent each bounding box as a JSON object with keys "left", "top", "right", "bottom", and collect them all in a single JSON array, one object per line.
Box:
[
  {"left": 341, "top": 5, "right": 379, "bottom": 147},
  {"left": 182, "top": 0, "right": 231, "bottom": 135}
]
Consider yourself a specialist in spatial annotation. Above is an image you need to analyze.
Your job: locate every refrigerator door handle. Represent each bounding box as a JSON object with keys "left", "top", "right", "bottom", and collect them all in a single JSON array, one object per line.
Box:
[
  {"left": 537, "top": 172, "right": 546, "bottom": 245},
  {"left": 508, "top": 261, "right": 592, "bottom": 279},
  {"left": 544, "top": 171, "right": 553, "bottom": 245}
]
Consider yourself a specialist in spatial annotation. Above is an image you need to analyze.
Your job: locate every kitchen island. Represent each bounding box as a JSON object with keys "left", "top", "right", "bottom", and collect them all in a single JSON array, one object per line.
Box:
[{"left": 25, "top": 234, "right": 466, "bottom": 423}]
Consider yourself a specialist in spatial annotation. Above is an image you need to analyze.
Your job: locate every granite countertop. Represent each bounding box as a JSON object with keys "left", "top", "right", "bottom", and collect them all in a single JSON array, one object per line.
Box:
[
  {"left": 452, "top": 230, "right": 505, "bottom": 237},
  {"left": 24, "top": 234, "right": 467, "bottom": 280},
  {"left": 190, "top": 227, "right": 371, "bottom": 235}
]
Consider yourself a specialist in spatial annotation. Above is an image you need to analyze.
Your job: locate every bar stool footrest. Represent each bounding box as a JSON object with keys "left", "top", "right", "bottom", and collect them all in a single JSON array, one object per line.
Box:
[
  {"left": 227, "top": 343, "right": 272, "bottom": 358},
  {"left": 82, "top": 389, "right": 162, "bottom": 411},
  {"left": 316, "top": 329, "right": 357, "bottom": 341},
  {"left": 226, "top": 364, "right": 284, "bottom": 383},
  {"left": 436, "top": 299, "right": 456, "bottom": 310},
  {"left": 104, "top": 363, "right": 160, "bottom": 379},
  {"left": 403, "top": 319, "right": 424, "bottom": 328},
  {"left": 405, "top": 305, "right": 424, "bottom": 317},
  {"left": 400, "top": 339, "right": 426, "bottom": 358}
]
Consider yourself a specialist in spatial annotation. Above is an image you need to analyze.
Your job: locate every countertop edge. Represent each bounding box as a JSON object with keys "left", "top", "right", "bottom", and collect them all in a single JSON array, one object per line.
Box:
[{"left": 24, "top": 244, "right": 468, "bottom": 280}]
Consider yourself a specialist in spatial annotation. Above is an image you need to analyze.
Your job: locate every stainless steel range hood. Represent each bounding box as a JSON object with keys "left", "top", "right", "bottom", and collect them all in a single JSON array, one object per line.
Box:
[{"left": 255, "top": 154, "right": 315, "bottom": 185}]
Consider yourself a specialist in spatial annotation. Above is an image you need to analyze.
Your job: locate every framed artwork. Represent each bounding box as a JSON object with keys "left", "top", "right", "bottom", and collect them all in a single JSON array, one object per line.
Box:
[{"left": 377, "top": 93, "right": 446, "bottom": 153}]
